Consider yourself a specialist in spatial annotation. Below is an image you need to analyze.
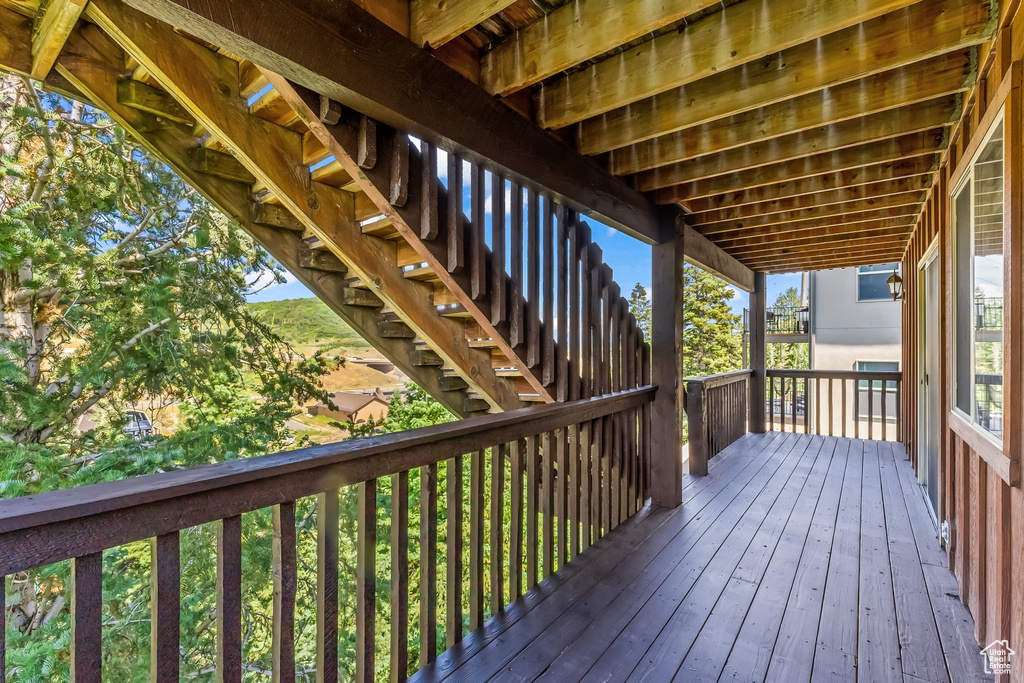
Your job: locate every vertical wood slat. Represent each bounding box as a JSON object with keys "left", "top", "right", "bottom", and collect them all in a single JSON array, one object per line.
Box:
[
  {"left": 580, "top": 225, "right": 593, "bottom": 400},
  {"left": 542, "top": 431, "right": 555, "bottom": 577},
  {"left": 446, "top": 153, "right": 464, "bottom": 273},
  {"left": 579, "top": 420, "right": 592, "bottom": 552},
  {"left": 828, "top": 378, "right": 835, "bottom": 436},
  {"left": 390, "top": 472, "right": 409, "bottom": 682},
  {"left": 569, "top": 423, "right": 581, "bottom": 558},
  {"left": 868, "top": 379, "right": 874, "bottom": 440},
  {"left": 469, "top": 450, "right": 485, "bottom": 631},
  {"left": 842, "top": 379, "right": 848, "bottom": 438},
  {"left": 509, "top": 441, "right": 524, "bottom": 601},
  {"left": 419, "top": 464, "right": 438, "bottom": 666},
  {"left": 389, "top": 133, "right": 409, "bottom": 207},
  {"left": 272, "top": 504, "right": 296, "bottom": 683},
  {"left": 420, "top": 141, "right": 438, "bottom": 240},
  {"left": 509, "top": 183, "right": 525, "bottom": 348},
  {"left": 881, "top": 377, "right": 888, "bottom": 441},
  {"left": 491, "top": 173, "right": 506, "bottom": 325},
  {"left": 557, "top": 210, "right": 570, "bottom": 401},
  {"left": 642, "top": 342, "right": 652, "bottom": 499},
  {"left": 218, "top": 516, "right": 243, "bottom": 683},
  {"left": 356, "top": 481, "right": 376, "bottom": 683},
  {"left": 470, "top": 163, "right": 487, "bottom": 301},
  {"left": 490, "top": 445, "right": 505, "bottom": 615},
  {"left": 445, "top": 457, "right": 463, "bottom": 648},
  {"left": 557, "top": 425, "right": 569, "bottom": 566},
  {"left": 542, "top": 199, "right": 556, "bottom": 385},
  {"left": 569, "top": 223, "right": 582, "bottom": 402},
  {"left": 768, "top": 376, "right": 775, "bottom": 430},
  {"left": 71, "top": 553, "right": 103, "bottom": 683},
  {"left": 526, "top": 436, "right": 539, "bottom": 589},
  {"left": 317, "top": 493, "right": 340, "bottom": 683},
  {"left": 527, "top": 189, "right": 541, "bottom": 368},
  {"left": 152, "top": 532, "right": 181, "bottom": 683}
]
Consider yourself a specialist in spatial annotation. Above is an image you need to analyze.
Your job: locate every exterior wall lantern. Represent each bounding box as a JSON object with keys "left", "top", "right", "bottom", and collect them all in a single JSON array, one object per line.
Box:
[{"left": 886, "top": 268, "right": 904, "bottom": 301}]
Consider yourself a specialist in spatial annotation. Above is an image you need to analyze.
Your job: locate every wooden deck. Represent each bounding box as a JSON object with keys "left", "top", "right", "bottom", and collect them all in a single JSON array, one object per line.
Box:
[{"left": 414, "top": 432, "right": 990, "bottom": 683}]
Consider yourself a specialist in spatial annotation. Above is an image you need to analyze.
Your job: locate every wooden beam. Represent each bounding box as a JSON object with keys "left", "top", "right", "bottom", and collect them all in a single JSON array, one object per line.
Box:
[
  {"left": 740, "top": 246, "right": 907, "bottom": 271},
  {"left": 0, "top": 5, "right": 33, "bottom": 76},
  {"left": 113, "top": 0, "right": 663, "bottom": 242},
  {"left": 604, "top": 57, "right": 970, "bottom": 176},
  {"left": 481, "top": 0, "right": 722, "bottom": 96},
  {"left": 750, "top": 252, "right": 908, "bottom": 273},
  {"left": 716, "top": 223, "right": 916, "bottom": 254},
  {"left": 54, "top": 25, "right": 481, "bottom": 418},
  {"left": 31, "top": 0, "right": 87, "bottom": 79},
  {"left": 694, "top": 192, "right": 926, "bottom": 233},
  {"left": 681, "top": 223, "right": 754, "bottom": 292},
  {"left": 87, "top": 0, "right": 523, "bottom": 412},
  {"left": 644, "top": 130, "right": 945, "bottom": 198},
  {"left": 686, "top": 177, "right": 933, "bottom": 223},
  {"left": 575, "top": 0, "right": 994, "bottom": 154},
  {"left": 634, "top": 104, "right": 956, "bottom": 190},
  {"left": 650, "top": 220, "right": 684, "bottom": 505},
  {"left": 538, "top": 0, "right": 924, "bottom": 130},
  {"left": 411, "top": 0, "right": 517, "bottom": 49},
  {"left": 677, "top": 156, "right": 939, "bottom": 212},
  {"left": 704, "top": 206, "right": 921, "bottom": 240}
]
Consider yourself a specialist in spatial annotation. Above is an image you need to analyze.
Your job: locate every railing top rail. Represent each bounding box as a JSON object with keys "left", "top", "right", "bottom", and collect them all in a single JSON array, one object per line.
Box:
[
  {"left": 0, "top": 387, "right": 655, "bottom": 575},
  {"left": 766, "top": 369, "right": 902, "bottom": 380},
  {"left": 683, "top": 369, "right": 753, "bottom": 390}
]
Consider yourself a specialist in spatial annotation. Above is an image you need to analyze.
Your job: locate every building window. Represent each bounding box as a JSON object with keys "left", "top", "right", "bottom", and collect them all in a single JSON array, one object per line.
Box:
[
  {"left": 856, "top": 263, "right": 900, "bottom": 301},
  {"left": 953, "top": 115, "right": 1004, "bottom": 441},
  {"left": 857, "top": 361, "right": 899, "bottom": 419}
]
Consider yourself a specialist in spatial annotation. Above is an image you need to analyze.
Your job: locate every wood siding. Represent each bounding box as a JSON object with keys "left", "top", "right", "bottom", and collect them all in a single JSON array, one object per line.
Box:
[{"left": 901, "top": 2, "right": 1023, "bottom": 676}]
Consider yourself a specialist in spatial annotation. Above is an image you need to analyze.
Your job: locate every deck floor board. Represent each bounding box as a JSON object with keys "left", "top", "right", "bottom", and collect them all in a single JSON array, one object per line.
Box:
[{"left": 411, "top": 433, "right": 991, "bottom": 683}]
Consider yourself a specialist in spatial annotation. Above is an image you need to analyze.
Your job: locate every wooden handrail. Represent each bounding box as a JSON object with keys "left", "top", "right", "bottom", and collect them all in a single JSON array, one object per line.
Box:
[
  {"left": 0, "top": 386, "right": 654, "bottom": 576},
  {"left": 766, "top": 369, "right": 901, "bottom": 380},
  {"left": 684, "top": 370, "right": 750, "bottom": 475},
  {"left": 684, "top": 368, "right": 752, "bottom": 391}
]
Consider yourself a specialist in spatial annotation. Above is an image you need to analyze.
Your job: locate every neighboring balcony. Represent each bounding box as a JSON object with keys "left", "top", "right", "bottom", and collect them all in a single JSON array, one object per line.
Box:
[{"left": 744, "top": 305, "right": 811, "bottom": 345}]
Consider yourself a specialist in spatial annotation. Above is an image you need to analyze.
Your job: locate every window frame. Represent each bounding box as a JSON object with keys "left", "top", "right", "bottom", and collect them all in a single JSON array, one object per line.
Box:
[
  {"left": 855, "top": 263, "right": 900, "bottom": 303},
  {"left": 950, "top": 109, "right": 1005, "bottom": 448}
]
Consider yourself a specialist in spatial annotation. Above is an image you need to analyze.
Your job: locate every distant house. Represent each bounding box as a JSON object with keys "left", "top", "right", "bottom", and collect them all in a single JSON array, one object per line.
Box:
[{"left": 306, "top": 390, "right": 390, "bottom": 424}]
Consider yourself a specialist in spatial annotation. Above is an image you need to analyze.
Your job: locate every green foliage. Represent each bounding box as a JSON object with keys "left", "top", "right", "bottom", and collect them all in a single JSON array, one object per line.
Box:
[
  {"left": 248, "top": 298, "right": 370, "bottom": 351},
  {"left": 628, "top": 283, "right": 651, "bottom": 341}
]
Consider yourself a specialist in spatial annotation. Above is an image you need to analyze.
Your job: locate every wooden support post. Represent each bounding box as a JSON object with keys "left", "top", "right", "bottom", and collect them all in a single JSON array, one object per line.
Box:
[
  {"left": 650, "top": 214, "right": 684, "bottom": 506},
  {"left": 749, "top": 272, "right": 767, "bottom": 433}
]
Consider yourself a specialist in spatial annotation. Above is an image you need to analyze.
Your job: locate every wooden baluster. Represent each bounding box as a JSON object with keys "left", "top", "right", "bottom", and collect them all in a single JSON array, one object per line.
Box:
[
  {"left": 470, "top": 163, "right": 487, "bottom": 301},
  {"left": 527, "top": 189, "right": 541, "bottom": 368},
  {"left": 318, "top": 492, "right": 340, "bottom": 683},
  {"left": 509, "top": 183, "right": 524, "bottom": 348},
  {"left": 490, "top": 445, "right": 505, "bottom": 614},
  {"left": 557, "top": 425, "right": 568, "bottom": 566},
  {"left": 491, "top": 173, "right": 506, "bottom": 324},
  {"left": 589, "top": 245, "right": 603, "bottom": 539},
  {"left": 356, "top": 481, "right": 376, "bottom": 683},
  {"left": 526, "top": 436, "right": 539, "bottom": 589},
  {"left": 218, "top": 517, "right": 242, "bottom": 683},
  {"left": 895, "top": 379, "right": 902, "bottom": 442},
  {"left": 803, "top": 378, "right": 809, "bottom": 434},
  {"left": 579, "top": 226, "right": 593, "bottom": 400},
  {"left": 842, "top": 379, "right": 848, "bottom": 438},
  {"left": 469, "top": 451, "right": 485, "bottom": 631},
  {"left": 445, "top": 457, "right": 463, "bottom": 647},
  {"left": 568, "top": 421, "right": 581, "bottom": 558},
  {"left": 579, "top": 420, "right": 592, "bottom": 551},
  {"left": 446, "top": 153, "right": 464, "bottom": 273},
  {"left": 790, "top": 377, "right": 797, "bottom": 434},
  {"left": 152, "top": 532, "right": 180, "bottom": 683},
  {"left": 768, "top": 376, "right": 775, "bottom": 430},
  {"left": 509, "top": 441, "right": 523, "bottom": 601},
  {"left": 420, "top": 465, "right": 438, "bottom": 666},
  {"left": 389, "top": 133, "right": 409, "bottom": 207},
  {"left": 543, "top": 198, "right": 556, "bottom": 385},
  {"left": 607, "top": 282, "right": 620, "bottom": 529},
  {"left": 881, "top": 377, "right": 888, "bottom": 441},
  {"left": 542, "top": 431, "right": 555, "bottom": 575},
  {"left": 868, "top": 379, "right": 874, "bottom": 440},
  {"left": 420, "top": 141, "right": 438, "bottom": 240},
  {"left": 853, "top": 378, "right": 860, "bottom": 439},
  {"left": 273, "top": 504, "right": 296, "bottom": 683},
  {"left": 71, "top": 553, "right": 103, "bottom": 682},
  {"left": 828, "top": 378, "right": 834, "bottom": 436},
  {"left": 390, "top": 472, "right": 409, "bottom": 682},
  {"left": 642, "top": 342, "right": 652, "bottom": 500},
  {"left": 557, "top": 209, "right": 570, "bottom": 401},
  {"left": 569, "top": 223, "right": 582, "bottom": 402}
]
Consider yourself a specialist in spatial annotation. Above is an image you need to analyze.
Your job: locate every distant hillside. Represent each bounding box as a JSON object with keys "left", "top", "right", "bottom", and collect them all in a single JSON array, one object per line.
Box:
[{"left": 248, "top": 298, "right": 370, "bottom": 351}]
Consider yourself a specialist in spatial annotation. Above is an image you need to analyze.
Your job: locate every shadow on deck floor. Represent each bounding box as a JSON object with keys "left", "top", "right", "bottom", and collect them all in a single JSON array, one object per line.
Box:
[{"left": 413, "top": 432, "right": 990, "bottom": 682}]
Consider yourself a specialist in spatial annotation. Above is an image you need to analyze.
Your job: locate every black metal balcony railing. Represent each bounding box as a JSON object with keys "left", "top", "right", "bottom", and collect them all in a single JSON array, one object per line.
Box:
[
  {"left": 975, "top": 297, "right": 1003, "bottom": 330},
  {"left": 766, "top": 306, "right": 810, "bottom": 335}
]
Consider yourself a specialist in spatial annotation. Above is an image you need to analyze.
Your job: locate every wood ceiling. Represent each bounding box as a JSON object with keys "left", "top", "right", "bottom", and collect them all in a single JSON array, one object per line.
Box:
[{"left": 404, "top": 0, "right": 995, "bottom": 273}]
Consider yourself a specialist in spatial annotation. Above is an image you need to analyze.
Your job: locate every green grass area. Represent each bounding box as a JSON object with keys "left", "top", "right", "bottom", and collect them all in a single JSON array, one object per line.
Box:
[{"left": 248, "top": 297, "right": 371, "bottom": 351}]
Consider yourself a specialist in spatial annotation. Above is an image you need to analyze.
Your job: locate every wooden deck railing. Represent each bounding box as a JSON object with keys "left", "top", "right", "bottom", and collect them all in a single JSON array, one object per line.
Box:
[
  {"left": 0, "top": 387, "right": 653, "bottom": 682},
  {"left": 767, "top": 369, "right": 902, "bottom": 441},
  {"left": 683, "top": 369, "right": 751, "bottom": 475}
]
